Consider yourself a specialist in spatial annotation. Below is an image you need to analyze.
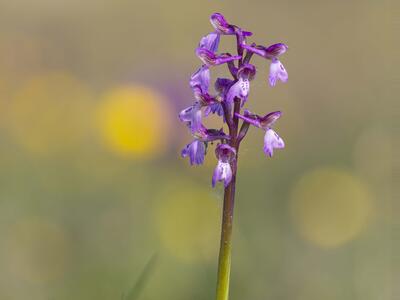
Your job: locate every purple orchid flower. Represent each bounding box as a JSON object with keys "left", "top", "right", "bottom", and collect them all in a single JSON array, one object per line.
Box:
[
  {"left": 190, "top": 64, "right": 210, "bottom": 94},
  {"left": 179, "top": 65, "right": 214, "bottom": 133},
  {"left": 263, "top": 128, "right": 285, "bottom": 157},
  {"left": 181, "top": 139, "right": 206, "bottom": 165},
  {"left": 235, "top": 110, "right": 285, "bottom": 157},
  {"left": 181, "top": 126, "right": 230, "bottom": 166},
  {"left": 178, "top": 103, "right": 202, "bottom": 133},
  {"left": 268, "top": 59, "right": 288, "bottom": 87},
  {"left": 225, "top": 64, "right": 256, "bottom": 104},
  {"left": 210, "top": 13, "right": 252, "bottom": 37},
  {"left": 190, "top": 65, "right": 215, "bottom": 107},
  {"left": 212, "top": 144, "right": 236, "bottom": 187},
  {"left": 242, "top": 43, "right": 288, "bottom": 86},
  {"left": 203, "top": 78, "right": 234, "bottom": 120},
  {"left": 196, "top": 28, "right": 241, "bottom": 66}
]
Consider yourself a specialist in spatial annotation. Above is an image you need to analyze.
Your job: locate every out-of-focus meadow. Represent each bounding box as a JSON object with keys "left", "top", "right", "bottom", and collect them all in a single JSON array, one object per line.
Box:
[{"left": 0, "top": 0, "right": 398, "bottom": 299}]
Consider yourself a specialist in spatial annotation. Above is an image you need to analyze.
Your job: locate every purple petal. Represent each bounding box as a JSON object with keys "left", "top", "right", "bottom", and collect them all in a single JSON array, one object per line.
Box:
[
  {"left": 263, "top": 43, "right": 288, "bottom": 59},
  {"left": 190, "top": 65, "right": 210, "bottom": 94},
  {"left": 191, "top": 105, "right": 202, "bottom": 133},
  {"left": 215, "top": 78, "right": 233, "bottom": 96},
  {"left": 204, "top": 101, "right": 224, "bottom": 118},
  {"left": 210, "top": 13, "right": 235, "bottom": 35},
  {"left": 199, "top": 32, "right": 220, "bottom": 52},
  {"left": 179, "top": 104, "right": 202, "bottom": 133},
  {"left": 182, "top": 140, "right": 206, "bottom": 165},
  {"left": 259, "top": 111, "right": 282, "bottom": 129},
  {"left": 179, "top": 106, "right": 193, "bottom": 123},
  {"left": 237, "top": 63, "right": 256, "bottom": 81},
  {"left": 269, "top": 59, "right": 288, "bottom": 87},
  {"left": 263, "top": 129, "right": 285, "bottom": 157}
]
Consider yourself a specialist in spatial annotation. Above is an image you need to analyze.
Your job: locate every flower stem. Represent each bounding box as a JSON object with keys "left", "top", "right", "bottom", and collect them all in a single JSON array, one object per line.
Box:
[
  {"left": 216, "top": 98, "right": 241, "bottom": 300},
  {"left": 215, "top": 167, "right": 237, "bottom": 300}
]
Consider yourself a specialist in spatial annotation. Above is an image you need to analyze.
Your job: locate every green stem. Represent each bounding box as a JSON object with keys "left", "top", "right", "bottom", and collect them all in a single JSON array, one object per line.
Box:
[
  {"left": 215, "top": 171, "right": 237, "bottom": 300},
  {"left": 216, "top": 99, "right": 241, "bottom": 300}
]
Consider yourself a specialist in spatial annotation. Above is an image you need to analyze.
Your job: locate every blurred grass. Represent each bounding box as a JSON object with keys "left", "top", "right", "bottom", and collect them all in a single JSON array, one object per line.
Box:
[{"left": 123, "top": 254, "right": 157, "bottom": 300}]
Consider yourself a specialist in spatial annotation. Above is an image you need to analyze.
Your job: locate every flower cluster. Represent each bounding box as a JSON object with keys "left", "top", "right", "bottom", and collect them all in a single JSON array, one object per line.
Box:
[{"left": 179, "top": 13, "right": 288, "bottom": 187}]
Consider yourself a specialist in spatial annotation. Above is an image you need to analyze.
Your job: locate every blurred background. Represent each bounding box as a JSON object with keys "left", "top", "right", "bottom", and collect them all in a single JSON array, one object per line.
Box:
[{"left": 0, "top": 0, "right": 398, "bottom": 299}]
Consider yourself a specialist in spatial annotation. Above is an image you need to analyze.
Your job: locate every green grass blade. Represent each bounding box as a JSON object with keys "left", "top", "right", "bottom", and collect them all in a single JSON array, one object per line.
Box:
[{"left": 123, "top": 253, "right": 158, "bottom": 300}]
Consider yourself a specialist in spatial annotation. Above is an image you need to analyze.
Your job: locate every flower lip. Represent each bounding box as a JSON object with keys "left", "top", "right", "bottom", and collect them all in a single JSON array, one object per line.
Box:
[
  {"left": 269, "top": 59, "right": 288, "bottom": 86},
  {"left": 212, "top": 160, "right": 232, "bottom": 188},
  {"left": 237, "top": 63, "right": 256, "bottom": 81},
  {"left": 263, "top": 128, "right": 285, "bottom": 157}
]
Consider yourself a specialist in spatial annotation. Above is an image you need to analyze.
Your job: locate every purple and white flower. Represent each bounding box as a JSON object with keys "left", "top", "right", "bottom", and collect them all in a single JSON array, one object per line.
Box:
[
  {"left": 263, "top": 128, "right": 285, "bottom": 157},
  {"left": 181, "top": 126, "right": 230, "bottom": 166},
  {"left": 269, "top": 59, "right": 288, "bottom": 87},
  {"left": 212, "top": 144, "right": 236, "bottom": 187},
  {"left": 243, "top": 43, "right": 288, "bottom": 86},
  {"left": 236, "top": 110, "right": 285, "bottom": 157},
  {"left": 179, "top": 103, "right": 202, "bottom": 133},
  {"left": 181, "top": 139, "right": 206, "bottom": 165},
  {"left": 190, "top": 65, "right": 210, "bottom": 95},
  {"left": 225, "top": 64, "right": 256, "bottom": 104}
]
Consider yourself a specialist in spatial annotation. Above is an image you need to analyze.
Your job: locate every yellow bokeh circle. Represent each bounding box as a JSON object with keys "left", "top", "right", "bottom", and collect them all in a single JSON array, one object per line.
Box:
[
  {"left": 290, "top": 167, "right": 372, "bottom": 248},
  {"left": 96, "top": 86, "right": 171, "bottom": 159},
  {"left": 154, "top": 179, "right": 220, "bottom": 262}
]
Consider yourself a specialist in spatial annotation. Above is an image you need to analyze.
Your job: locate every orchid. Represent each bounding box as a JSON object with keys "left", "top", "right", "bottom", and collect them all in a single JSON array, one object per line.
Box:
[
  {"left": 242, "top": 43, "right": 288, "bottom": 86},
  {"left": 235, "top": 110, "right": 285, "bottom": 156},
  {"left": 212, "top": 144, "right": 236, "bottom": 187},
  {"left": 178, "top": 12, "right": 289, "bottom": 300}
]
